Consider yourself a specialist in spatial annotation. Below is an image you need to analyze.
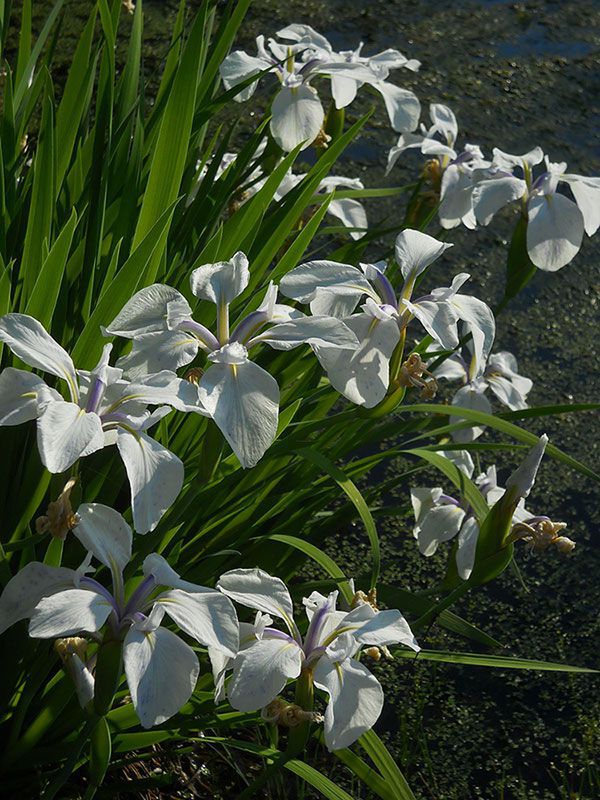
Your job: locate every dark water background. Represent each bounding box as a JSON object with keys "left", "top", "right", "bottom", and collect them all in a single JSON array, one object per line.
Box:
[{"left": 8, "top": 0, "right": 600, "bottom": 797}]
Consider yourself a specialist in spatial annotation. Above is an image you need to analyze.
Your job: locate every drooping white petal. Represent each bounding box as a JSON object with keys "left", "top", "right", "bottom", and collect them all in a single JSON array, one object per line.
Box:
[
  {"left": 73, "top": 504, "right": 132, "bottom": 574},
  {"left": 198, "top": 351, "right": 279, "bottom": 469},
  {"left": 472, "top": 176, "right": 527, "bottom": 225},
  {"left": 456, "top": 516, "right": 480, "bottom": 580},
  {"left": 123, "top": 623, "right": 199, "bottom": 728},
  {"left": 116, "top": 331, "right": 200, "bottom": 379},
  {"left": 486, "top": 374, "right": 528, "bottom": 410},
  {"left": 153, "top": 588, "right": 239, "bottom": 657},
  {"left": 439, "top": 165, "right": 476, "bottom": 229},
  {"left": 327, "top": 198, "right": 367, "bottom": 239},
  {"left": 416, "top": 504, "right": 466, "bottom": 556},
  {"left": 403, "top": 298, "right": 459, "bottom": 351},
  {"left": 372, "top": 82, "right": 421, "bottom": 132},
  {"left": 208, "top": 646, "right": 230, "bottom": 702},
  {"left": 450, "top": 294, "right": 496, "bottom": 378},
  {"left": 217, "top": 567, "right": 295, "bottom": 626},
  {"left": 410, "top": 487, "right": 443, "bottom": 532},
  {"left": 37, "top": 401, "right": 105, "bottom": 473},
  {"left": 227, "top": 637, "right": 303, "bottom": 711},
  {"left": 219, "top": 49, "right": 272, "bottom": 101},
  {"left": 386, "top": 132, "right": 425, "bottom": 174},
  {"left": 526, "top": 193, "right": 584, "bottom": 271},
  {"left": 330, "top": 74, "right": 359, "bottom": 108},
  {"left": 562, "top": 174, "right": 600, "bottom": 236},
  {"left": 256, "top": 316, "right": 359, "bottom": 351},
  {"left": 270, "top": 84, "right": 325, "bottom": 152},
  {"left": 117, "top": 429, "right": 184, "bottom": 534},
  {"left": 0, "top": 562, "right": 77, "bottom": 634},
  {"left": 433, "top": 354, "right": 467, "bottom": 382},
  {"left": 352, "top": 609, "right": 420, "bottom": 652},
  {"left": 0, "top": 314, "right": 78, "bottom": 392},
  {"left": 441, "top": 448, "right": 475, "bottom": 478},
  {"left": 313, "top": 311, "right": 400, "bottom": 407},
  {"left": 0, "top": 368, "right": 50, "bottom": 425},
  {"left": 450, "top": 384, "right": 492, "bottom": 442},
  {"left": 189, "top": 252, "right": 249, "bottom": 305},
  {"left": 103, "top": 285, "right": 191, "bottom": 338},
  {"left": 395, "top": 229, "right": 453, "bottom": 280},
  {"left": 29, "top": 589, "right": 114, "bottom": 638},
  {"left": 117, "top": 371, "right": 206, "bottom": 414},
  {"left": 313, "top": 656, "right": 384, "bottom": 751}
]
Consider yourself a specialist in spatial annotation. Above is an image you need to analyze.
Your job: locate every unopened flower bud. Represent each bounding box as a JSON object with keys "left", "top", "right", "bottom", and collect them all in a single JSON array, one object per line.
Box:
[{"left": 36, "top": 477, "right": 78, "bottom": 540}]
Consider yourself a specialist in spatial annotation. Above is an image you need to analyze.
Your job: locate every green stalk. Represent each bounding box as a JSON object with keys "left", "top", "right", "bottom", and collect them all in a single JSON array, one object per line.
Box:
[{"left": 286, "top": 668, "right": 314, "bottom": 754}]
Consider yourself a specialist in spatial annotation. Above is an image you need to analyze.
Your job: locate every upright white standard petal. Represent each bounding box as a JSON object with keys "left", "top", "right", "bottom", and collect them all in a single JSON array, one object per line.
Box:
[
  {"left": 270, "top": 84, "right": 325, "bottom": 152},
  {"left": 0, "top": 314, "right": 78, "bottom": 392},
  {"left": 313, "top": 655, "right": 384, "bottom": 751},
  {"left": 450, "top": 384, "right": 492, "bottom": 442},
  {"left": 430, "top": 103, "right": 458, "bottom": 144},
  {"left": 29, "top": 589, "right": 114, "bottom": 638},
  {"left": 455, "top": 516, "right": 480, "bottom": 580},
  {"left": 449, "top": 294, "right": 496, "bottom": 378},
  {"left": 492, "top": 147, "right": 544, "bottom": 171},
  {"left": 0, "top": 368, "right": 49, "bottom": 425},
  {"left": 227, "top": 637, "right": 303, "bottom": 711},
  {"left": 472, "top": 176, "right": 527, "bottom": 225},
  {"left": 117, "top": 429, "right": 184, "bottom": 534},
  {"left": 217, "top": 567, "right": 295, "bottom": 626},
  {"left": 123, "top": 622, "right": 199, "bottom": 728},
  {"left": 37, "top": 401, "right": 105, "bottom": 473},
  {"left": 189, "top": 252, "right": 250, "bottom": 304},
  {"left": 103, "top": 285, "right": 192, "bottom": 337},
  {"left": 0, "top": 562, "right": 77, "bottom": 634},
  {"left": 198, "top": 344, "right": 279, "bottom": 469},
  {"left": 526, "top": 193, "right": 584, "bottom": 271},
  {"left": 395, "top": 229, "right": 453, "bottom": 280},
  {"left": 313, "top": 310, "right": 400, "bottom": 407},
  {"left": 371, "top": 82, "right": 421, "bottom": 132},
  {"left": 154, "top": 588, "right": 239, "bottom": 657},
  {"left": 73, "top": 504, "right": 132, "bottom": 574}
]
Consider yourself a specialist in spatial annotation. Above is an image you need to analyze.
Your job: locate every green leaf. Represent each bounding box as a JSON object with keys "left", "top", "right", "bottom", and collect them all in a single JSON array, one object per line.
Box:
[
  {"left": 403, "top": 447, "right": 489, "bottom": 521},
  {"left": 258, "top": 533, "right": 354, "bottom": 604},
  {"left": 394, "top": 649, "right": 598, "bottom": 672},
  {"left": 402, "top": 403, "right": 600, "bottom": 483},
  {"left": 72, "top": 200, "right": 180, "bottom": 367},
  {"left": 296, "top": 447, "right": 381, "bottom": 590},
  {"left": 24, "top": 209, "right": 77, "bottom": 327},
  {"left": 358, "top": 729, "right": 416, "bottom": 800},
  {"left": 502, "top": 214, "right": 537, "bottom": 307},
  {"left": 131, "top": 11, "right": 205, "bottom": 261},
  {"left": 285, "top": 759, "right": 356, "bottom": 800}
]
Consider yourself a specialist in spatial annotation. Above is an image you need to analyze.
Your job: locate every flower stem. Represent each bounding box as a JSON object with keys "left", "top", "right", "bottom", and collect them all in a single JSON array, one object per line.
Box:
[{"left": 286, "top": 668, "right": 314, "bottom": 754}]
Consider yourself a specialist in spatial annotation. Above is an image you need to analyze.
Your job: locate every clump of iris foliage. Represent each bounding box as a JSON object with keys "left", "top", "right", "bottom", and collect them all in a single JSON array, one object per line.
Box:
[{"left": 0, "top": 1, "right": 598, "bottom": 798}]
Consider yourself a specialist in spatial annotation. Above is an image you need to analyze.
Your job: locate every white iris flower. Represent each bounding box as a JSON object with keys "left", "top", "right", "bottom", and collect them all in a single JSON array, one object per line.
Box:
[
  {"left": 220, "top": 26, "right": 420, "bottom": 152},
  {"left": 433, "top": 346, "right": 533, "bottom": 442},
  {"left": 216, "top": 567, "right": 419, "bottom": 750},
  {"left": 0, "top": 314, "right": 200, "bottom": 532},
  {"left": 386, "top": 103, "right": 490, "bottom": 229},
  {"left": 104, "top": 253, "right": 358, "bottom": 468},
  {"left": 0, "top": 504, "right": 239, "bottom": 727},
  {"left": 411, "top": 435, "right": 547, "bottom": 579},
  {"left": 281, "top": 229, "right": 495, "bottom": 408},
  {"left": 472, "top": 149, "right": 600, "bottom": 271}
]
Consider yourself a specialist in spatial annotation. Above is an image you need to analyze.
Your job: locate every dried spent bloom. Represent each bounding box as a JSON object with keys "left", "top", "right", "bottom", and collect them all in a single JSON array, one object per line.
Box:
[
  {"left": 261, "top": 697, "right": 324, "bottom": 727},
  {"left": 508, "top": 518, "right": 575, "bottom": 554},
  {"left": 398, "top": 353, "right": 438, "bottom": 398},
  {"left": 35, "top": 477, "right": 79, "bottom": 540}
]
